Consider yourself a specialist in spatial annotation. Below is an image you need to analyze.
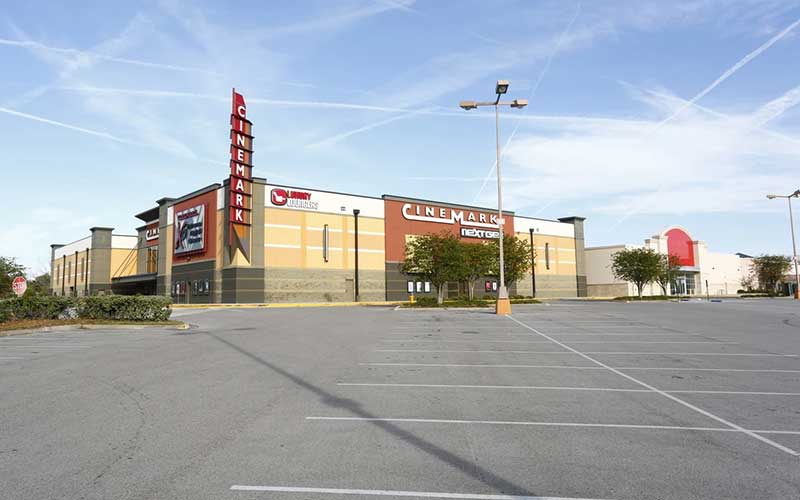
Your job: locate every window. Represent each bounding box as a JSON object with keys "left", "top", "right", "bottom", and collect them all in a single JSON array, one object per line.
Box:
[
  {"left": 545, "top": 243, "right": 550, "bottom": 270},
  {"left": 424, "top": 282, "right": 431, "bottom": 293},
  {"left": 146, "top": 247, "right": 158, "bottom": 273},
  {"left": 407, "top": 281, "right": 414, "bottom": 293},
  {"left": 416, "top": 281, "right": 423, "bottom": 293},
  {"left": 78, "top": 258, "right": 83, "bottom": 281},
  {"left": 66, "top": 261, "right": 71, "bottom": 283}
]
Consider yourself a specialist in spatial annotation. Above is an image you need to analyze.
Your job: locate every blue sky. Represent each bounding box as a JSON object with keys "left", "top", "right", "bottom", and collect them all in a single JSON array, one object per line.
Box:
[{"left": 2, "top": 0, "right": 800, "bottom": 273}]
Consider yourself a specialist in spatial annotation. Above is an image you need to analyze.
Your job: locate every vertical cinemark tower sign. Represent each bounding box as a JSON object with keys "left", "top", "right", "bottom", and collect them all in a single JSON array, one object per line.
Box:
[{"left": 229, "top": 88, "right": 253, "bottom": 261}]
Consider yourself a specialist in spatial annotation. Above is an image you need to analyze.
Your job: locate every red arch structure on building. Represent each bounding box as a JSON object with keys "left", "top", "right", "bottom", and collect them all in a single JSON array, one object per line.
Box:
[{"left": 664, "top": 227, "right": 695, "bottom": 266}]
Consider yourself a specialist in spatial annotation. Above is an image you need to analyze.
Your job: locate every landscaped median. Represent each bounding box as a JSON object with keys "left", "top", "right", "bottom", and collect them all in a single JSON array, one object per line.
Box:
[
  {"left": 0, "top": 295, "right": 183, "bottom": 334},
  {"left": 400, "top": 296, "right": 541, "bottom": 308}
]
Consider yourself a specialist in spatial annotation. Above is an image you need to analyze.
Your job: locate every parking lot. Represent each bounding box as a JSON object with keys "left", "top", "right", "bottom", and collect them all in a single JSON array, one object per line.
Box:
[{"left": 2, "top": 300, "right": 799, "bottom": 500}]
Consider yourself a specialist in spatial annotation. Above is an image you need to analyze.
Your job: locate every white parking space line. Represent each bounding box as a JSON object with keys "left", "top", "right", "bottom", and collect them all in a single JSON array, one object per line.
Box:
[
  {"left": 305, "top": 417, "right": 800, "bottom": 436},
  {"left": 0, "top": 345, "right": 88, "bottom": 349},
  {"left": 230, "top": 485, "right": 612, "bottom": 500},
  {"left": 337, "top": 383, "right": 800, "bottom": 396},
  {"left": 374, "top": 349, "right": 796, "bottom": 357},
  {"left": 0, "top": 356, "right": 25, "bottom": 360},
  {"left": 360, "top": 363, "right": 800, "bottom": 373},
  {"left": 507, "top": 315, "right": 800, "bottom": 457},
  {"left": 380, "top": 340, "right": 738, "bottom": 344},
  {"left": 386, "top": 333, "right": 735, "bottom": 339}
]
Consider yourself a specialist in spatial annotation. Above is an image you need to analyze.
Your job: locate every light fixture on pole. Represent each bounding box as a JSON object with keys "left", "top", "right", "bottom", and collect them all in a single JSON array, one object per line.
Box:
[
  {"left": 460, "top": 80, "right": 528, "bottom": 315},
  {"left": 766, "top": 190, "right": 800, "bottom": 299}
]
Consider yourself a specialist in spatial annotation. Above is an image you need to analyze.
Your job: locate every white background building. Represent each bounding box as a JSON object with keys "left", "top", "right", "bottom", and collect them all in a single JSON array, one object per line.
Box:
[{"left": 586, "top": 226, "right": 753, "bottom": 297}]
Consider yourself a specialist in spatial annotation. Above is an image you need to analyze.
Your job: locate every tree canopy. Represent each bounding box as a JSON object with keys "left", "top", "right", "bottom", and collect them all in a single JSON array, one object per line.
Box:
[
  {"left": 611, "top": 248, "right": 662, "bottom": 298},
  {"left": 461, "top": 242, "right": 494, "bottom": 300},
  {"left": 751, "top": 254, "right": 791, "bottom": 294},
  {"left": 488, "top": 234, "right": 533, "bottom": 289},
  {"left": 401, "top": 232, "right": 466, "bottom": 304},
  {"left": 655, "top": 254, "right": 681, "bottom": 295},
  {"left": 0, "top": 256, "right": 25, "bottom": 299}
]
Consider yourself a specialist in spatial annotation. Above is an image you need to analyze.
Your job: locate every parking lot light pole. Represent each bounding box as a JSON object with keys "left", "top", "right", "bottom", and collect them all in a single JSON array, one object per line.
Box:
[
  {"left": 767, "top": 190, "right": 800, "bottom": 299},
  {"left": 460, "top": 81, "right": 528, "bottom": 315}
]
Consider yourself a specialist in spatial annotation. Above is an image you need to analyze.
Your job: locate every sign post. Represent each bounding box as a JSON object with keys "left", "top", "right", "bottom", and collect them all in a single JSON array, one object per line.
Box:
[{"left": 12, "top": 276, "right": 27, "bottom": 297}]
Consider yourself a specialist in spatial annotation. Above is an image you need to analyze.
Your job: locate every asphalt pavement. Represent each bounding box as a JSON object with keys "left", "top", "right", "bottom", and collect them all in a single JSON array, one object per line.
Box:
[{"left": 1, "top": 299, "right": 799, "bottom": 500}]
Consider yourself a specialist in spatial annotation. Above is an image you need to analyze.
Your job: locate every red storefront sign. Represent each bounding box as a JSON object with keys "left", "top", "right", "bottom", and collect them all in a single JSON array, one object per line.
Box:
[{"left": 228, "top": 88, "right": 253, "bottom": 261}]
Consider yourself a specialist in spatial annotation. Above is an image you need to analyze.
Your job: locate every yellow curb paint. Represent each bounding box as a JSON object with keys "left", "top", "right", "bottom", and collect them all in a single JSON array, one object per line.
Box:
[{"left": 171, "top": 302, "right": 405, "bottom": 309}]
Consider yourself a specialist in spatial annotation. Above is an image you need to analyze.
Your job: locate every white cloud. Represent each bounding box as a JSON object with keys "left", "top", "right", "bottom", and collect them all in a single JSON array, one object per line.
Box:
[{"left": 500, "top": 87, "right": 800, "bottom": 216}]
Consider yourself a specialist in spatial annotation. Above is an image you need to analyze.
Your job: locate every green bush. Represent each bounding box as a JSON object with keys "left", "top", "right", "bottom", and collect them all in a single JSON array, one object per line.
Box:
[
  {"left": 0, "top": 294, "right": 172, "bottom": 323},
  {"left": 411, "top": 297, "right": 439, "bottom": 307},
  {"left": 77, "top": 295, "right": 172, "bottom": 321},
  {"left": 0, "top": 295, "right": 75, "bottom": 322},
  {"left": 613, "top": 295, "right": 670, "bottom": 301}
]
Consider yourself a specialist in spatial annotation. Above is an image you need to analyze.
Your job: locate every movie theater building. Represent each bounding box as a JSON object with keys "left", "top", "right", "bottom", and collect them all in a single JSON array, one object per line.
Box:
[
  {"left": 383, "top": 196, "right": 586, "bottom": 299},
  {"left": 50, "top": 228, "right": 139, "bottom": 297},
  {"left": 49, "top": 89, "right": 587, "bottom": 303},
  {"left": 585, "top": 226, "right": 753, "bottom": 297},
  {"left": 49, "top": 183, "right": 587, "bottom": 302}
]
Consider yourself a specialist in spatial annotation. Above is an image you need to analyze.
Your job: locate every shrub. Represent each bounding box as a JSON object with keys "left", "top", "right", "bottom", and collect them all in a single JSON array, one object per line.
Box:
[
  {"left": 77, "top": 295, "right": 172, "bottom": 321},
  {"left": 411, "top": 297, "right": 439, "bottom": 307},
  {"left": 613, "top": 295, "right": 669, "bottom": 301},
  {"left": 0, "top": 295, "right": 173, "bottom": 323},
  {"left": 0, "top": 295, "right": 75, "bottom": 322}
]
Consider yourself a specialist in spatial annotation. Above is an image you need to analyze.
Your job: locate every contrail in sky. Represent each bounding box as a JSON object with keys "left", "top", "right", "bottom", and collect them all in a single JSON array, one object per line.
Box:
[
  {"left": 610, "top": 16, "right": 800, "bottom": 229},
  {"left": 0, "top": 106, "right": 228, "bottom": 167},
  {"left": 305, "top": 109, "right": 432, "bottom": 149},
  {"left": 0, "top": 38, "right": 221, "bottom": 75},
  {"left": 471, "top": 3, "right": 582, "bottom": 205},
  {"left": 0, "top": 106, "right": 141, "bottom": 145},
  {"left": 648, "top": 17, "right": 800, "bottom": 135}
]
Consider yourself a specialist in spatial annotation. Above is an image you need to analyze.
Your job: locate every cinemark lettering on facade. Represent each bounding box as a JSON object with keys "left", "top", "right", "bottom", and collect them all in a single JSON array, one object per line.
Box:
[{"left": 229, "top": 88, "right": 253, "bottom": 260}]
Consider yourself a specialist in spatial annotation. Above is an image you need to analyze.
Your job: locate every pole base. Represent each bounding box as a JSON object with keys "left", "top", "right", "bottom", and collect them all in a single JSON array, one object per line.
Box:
[{"left": 495, "top": 297, "right": 512, "bottom": 315}]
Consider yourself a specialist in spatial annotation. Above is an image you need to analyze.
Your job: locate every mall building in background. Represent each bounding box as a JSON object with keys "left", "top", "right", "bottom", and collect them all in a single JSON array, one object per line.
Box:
[
  {"left": 585, "top": 226, "right": 754, "bottom": 297},
  {"left": 49, "top": 180, "right": 587, "bottom": 303}
]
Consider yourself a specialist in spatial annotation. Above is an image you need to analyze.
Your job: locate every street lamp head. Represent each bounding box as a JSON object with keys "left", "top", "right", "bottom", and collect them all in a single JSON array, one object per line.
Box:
[
  {"left": 459, "top": 100, "right": 478, "bottom": 110},
  {"left": 495, "top": 80, "right": 509, "bottom": 95},
  {"left": 767, "top": 194, "right": 778, "bottom": 199},
  {"left": 511, "top": 98, "right": 528, "bottom": 109},
  {"left": 792, "top": 189, "right": 800, "bottom": 197}
]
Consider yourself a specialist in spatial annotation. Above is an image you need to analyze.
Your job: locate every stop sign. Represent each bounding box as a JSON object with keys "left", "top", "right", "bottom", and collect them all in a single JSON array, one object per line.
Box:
[{"left": 12, "top": 276, "right": 27, "bottom": 297}]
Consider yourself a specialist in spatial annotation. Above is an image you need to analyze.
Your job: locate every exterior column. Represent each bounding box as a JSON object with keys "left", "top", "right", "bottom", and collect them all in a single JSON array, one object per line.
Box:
[
  {"left": 89, "top": 227, "right": 114, "bottom": 295},
  {"left": 559, "top": 216, "right": 587, "bottom": 297}
]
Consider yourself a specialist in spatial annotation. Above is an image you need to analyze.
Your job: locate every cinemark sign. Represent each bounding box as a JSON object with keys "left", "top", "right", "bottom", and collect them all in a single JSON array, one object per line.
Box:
[{"left": 229, "top": 88, "right": 253, "bottom": 260}]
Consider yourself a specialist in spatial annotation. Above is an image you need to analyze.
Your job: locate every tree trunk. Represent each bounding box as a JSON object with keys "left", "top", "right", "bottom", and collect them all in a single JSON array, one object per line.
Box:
[
  {"left": 437, "top": 285, "right": 444, "bottom": 305},
  {"left": 468, "top": 281, "right": 475, "bottom": 301},
  {"left": 637, "top": 283, "right": 643, "bottom": 299}
]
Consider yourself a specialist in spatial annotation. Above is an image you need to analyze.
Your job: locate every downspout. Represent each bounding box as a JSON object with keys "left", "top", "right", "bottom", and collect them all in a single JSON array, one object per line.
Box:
[
  {"left": 529, "top": 228, "right": 536, "bottom": 298},
  {"left": 353, "top": 209, "right": 360, "bottom": 302}
]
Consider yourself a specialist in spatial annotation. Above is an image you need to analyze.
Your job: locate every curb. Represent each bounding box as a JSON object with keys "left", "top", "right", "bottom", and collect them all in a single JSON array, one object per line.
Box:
[
  {"left": 0, "top": 322, "right": 189, "bottom": 336},
  {"left": 171, "top": 301, "right": 405, "bottom": 309}
]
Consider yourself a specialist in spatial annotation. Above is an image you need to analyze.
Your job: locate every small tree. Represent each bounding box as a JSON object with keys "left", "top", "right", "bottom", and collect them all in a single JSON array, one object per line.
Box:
[
  {"left": 401, "top": 233, "right": 465, "bottom": 304},
  {"left": 461, "top": 242, "right": 494, "bottom": 300},
  {"left": 611, "top": 248, "right": 662, "bottom": 299},
  {"left": 27, "top": 273, "right": 52, "bottom": 296},
  {"left": 0, "top": 256, "right": 25, "bottom": 299},
  {"left": 488, "top": 235, "right": 533, "bottom": 292},
  {"left": 655, "top": 254, "right": 681, "bottom": 296},
  {"left": 740, "top": 272, "right": 756, "bottom": 292},
  {"left": 751, "top": 254, "right": 791, "bottom": 294}
]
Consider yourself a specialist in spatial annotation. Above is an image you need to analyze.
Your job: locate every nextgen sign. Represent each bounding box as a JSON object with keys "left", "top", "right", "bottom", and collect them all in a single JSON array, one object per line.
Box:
[
  {"left": 174, "top": 204, "right": 205, "bottom": 255},
  {"left": 460, "top": 227, "right": 500, "bottom": 239}
]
